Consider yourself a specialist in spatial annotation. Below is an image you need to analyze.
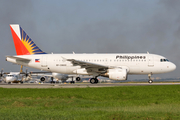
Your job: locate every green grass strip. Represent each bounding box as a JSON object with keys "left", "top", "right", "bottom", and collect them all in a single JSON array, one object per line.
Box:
[{"left": 0, "top": 85, "right": 180, "bottom": 120}]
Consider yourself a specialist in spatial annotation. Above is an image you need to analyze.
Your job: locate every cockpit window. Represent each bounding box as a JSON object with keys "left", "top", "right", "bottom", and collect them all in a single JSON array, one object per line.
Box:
[{"left": 160, "top": 59, "right": 169, "bottom": 62}]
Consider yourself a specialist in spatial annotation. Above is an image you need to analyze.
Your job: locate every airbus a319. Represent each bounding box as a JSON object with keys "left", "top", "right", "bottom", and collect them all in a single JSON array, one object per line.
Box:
[{"left": 6, "top": 24, "right": 176, "bottom": 84}]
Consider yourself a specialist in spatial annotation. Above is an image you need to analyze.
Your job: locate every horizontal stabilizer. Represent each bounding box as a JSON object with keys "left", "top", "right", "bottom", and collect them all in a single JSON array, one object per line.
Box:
[{"left": 6, "top": 56, "right": 31, "bottom": 61}]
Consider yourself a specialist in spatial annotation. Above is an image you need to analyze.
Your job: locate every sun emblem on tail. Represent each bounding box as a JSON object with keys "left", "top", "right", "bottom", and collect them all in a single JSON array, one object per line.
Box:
[
  {"left": 21, "top": 35, "right": 36, "bottom": 54},
  {"left": 20, "top": 28, "right": 46, "bottom": 54}
]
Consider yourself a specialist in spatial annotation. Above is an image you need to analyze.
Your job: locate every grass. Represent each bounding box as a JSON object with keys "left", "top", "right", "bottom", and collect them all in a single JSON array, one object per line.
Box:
[{"left": 0, "top": 85, "right": 180, "bottom": 119}]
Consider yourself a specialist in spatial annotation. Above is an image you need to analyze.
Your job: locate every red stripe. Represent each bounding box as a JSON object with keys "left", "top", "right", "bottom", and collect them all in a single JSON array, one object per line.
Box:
[{"left": 10, "top": 26, "right": 30, "bottom": 55}]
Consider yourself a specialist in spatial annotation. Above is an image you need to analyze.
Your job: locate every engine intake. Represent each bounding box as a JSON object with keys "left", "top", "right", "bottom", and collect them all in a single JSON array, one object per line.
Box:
[{"left": 40, "top": 77, "right": 46, "bottom": 81}]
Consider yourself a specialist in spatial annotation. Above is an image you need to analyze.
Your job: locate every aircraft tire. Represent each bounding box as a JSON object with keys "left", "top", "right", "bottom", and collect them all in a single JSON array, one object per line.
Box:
[
  {"left": 148, "top": 80, "right": 153, "bottom": 83},
  {"left": 95, "top": 78, "right": 98, "bottom": 83},
  {"left": 70, "top": 81, "right": 75, "bottom": 84},
  {"left": 90, "top": 78, "right": 96, "bottom": 84}
]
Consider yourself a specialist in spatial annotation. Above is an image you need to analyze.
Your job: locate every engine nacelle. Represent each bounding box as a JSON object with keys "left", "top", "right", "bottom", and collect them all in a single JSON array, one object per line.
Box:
[
  {"left": 108, "top": 69, "right": 127, "bottom": 80},
  {"left": 40, "top": 76, "right": 46, "bottom": 81},
  {"left": 76, "top": 77, "right": 81, "bottom": 81}
]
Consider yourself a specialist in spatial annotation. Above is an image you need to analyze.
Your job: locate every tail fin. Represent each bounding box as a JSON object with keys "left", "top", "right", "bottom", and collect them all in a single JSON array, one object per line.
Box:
[{"left": 10, "top": 24, "right": 46, "bottom": 55}]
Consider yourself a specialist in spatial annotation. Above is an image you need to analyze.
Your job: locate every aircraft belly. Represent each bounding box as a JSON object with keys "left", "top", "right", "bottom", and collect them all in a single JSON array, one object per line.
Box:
[
  {"left": 66, "top": 66, "right": 80, "bottom": 74},
  {"left": 50, "top": 66, "right": 67, "bottom": 74},
  {"left": 48, "top": 66, "right": 78, "bottom": 74},
  {"left": 139, "top": 65, "right": 165, "bottom": 74}
]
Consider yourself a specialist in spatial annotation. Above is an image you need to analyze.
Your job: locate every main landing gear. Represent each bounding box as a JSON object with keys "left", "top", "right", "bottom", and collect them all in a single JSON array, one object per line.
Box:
[
  {"left": 90, "top": 77, "right": 98, "bottom": 84},
  {"left": 70, "top": 77, "right": 75, "bottom": 84},
  {"left": 148, "top": 74, "right": 153, "bottom": 83}
]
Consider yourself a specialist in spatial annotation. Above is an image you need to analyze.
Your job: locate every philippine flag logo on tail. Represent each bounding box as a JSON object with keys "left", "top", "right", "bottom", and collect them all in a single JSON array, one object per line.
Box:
[
  {"left": 35, "top": 59, "right": 40, "bottom": 63},
  {"left": 10, "top": 24, "right": 46, "bottom": 55}
]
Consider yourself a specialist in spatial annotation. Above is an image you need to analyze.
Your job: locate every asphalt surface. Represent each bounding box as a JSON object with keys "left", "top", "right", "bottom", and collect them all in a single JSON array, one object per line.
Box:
[{"left": 0, "top": 82, "right": 179, "bottom": 88}]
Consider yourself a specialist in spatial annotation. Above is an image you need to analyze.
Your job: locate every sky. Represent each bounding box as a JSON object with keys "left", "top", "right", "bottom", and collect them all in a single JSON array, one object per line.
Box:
[{"left": 0, "top": 0, "right": 180, "bottom": 80}]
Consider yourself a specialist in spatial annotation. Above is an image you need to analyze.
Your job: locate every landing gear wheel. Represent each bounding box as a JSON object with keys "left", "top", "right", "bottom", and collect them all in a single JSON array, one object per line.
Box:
[
  {"left": 90, "top": 78, "right": 98, "bottom": 84},
  {"left": 70, "top": 81, "right": 75, "bottom": 84},
  {"left": 20, "top": 81, "right": 23, "bottom": 84},
  {"left": 148, "top": 79, "right": 153, "bottom": 83},
  {"left": 90, "top": 78, "right": 96, "bottom": 84},
  {"left": 95, "top": 78, "right": 98, "bottom": 83},
  {"left": 148, "top": 73, "right": 153, "bottom": 84}
]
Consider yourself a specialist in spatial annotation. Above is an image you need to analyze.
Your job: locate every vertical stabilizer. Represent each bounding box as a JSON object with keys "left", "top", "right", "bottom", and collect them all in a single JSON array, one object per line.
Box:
[{"left": 10, "top": 24, "right": 46, "bottom": 55}]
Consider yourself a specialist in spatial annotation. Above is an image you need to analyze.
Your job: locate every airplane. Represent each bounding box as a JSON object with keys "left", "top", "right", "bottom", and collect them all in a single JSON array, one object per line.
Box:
[
  {"left": 3, "top": 72, "right": 30, "bottom": 84},
  {"left": 0, "top": 65, "right": 35, "bottom": 84},
  {"left": 0, "top": 65, "right": 76, "bottom": 84},
  {"left": 6, "top": 24, "right": 176, "bottom": 84},
  {"left": 0, "top": 67, "right": 31, "bottom": 84},
  {"left": 35, "top": 72, "right": 76, "bottom": 83},
  {"left": 0, "top": 66, "right": 75, "bottom": 84}
]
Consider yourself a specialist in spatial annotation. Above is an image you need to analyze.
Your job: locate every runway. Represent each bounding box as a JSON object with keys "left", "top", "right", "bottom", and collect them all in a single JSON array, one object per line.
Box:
[{"left": 0, "top": 82, "right": 180, "bottom": 88}]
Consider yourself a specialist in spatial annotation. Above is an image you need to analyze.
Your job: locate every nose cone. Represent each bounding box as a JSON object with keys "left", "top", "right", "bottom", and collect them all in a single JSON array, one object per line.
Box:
[{"left": 170, "top": 62, "right": 176, "bottom": 72}]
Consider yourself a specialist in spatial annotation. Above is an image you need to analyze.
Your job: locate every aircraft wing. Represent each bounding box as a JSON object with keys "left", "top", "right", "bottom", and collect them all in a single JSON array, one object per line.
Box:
[
  {"left": 67, "top": 59, "right": 108, "bottom": 69},
  {"left": 65, "top": 58, "right": 109, "bottom": 73},
  {"left": 29, "top": 72, "right": 51, "bottom": 74},
  {"left": 31, "top": 74, "right": 52, "bottom": 77},
  {"left": 28, "top": 72, "right": 52, "bottom": 76}
]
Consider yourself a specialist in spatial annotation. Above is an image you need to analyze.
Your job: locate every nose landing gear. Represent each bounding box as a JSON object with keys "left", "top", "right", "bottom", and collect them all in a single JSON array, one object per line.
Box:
[{"left": 148, "top": 73, "right": 153, "bottom": 83}]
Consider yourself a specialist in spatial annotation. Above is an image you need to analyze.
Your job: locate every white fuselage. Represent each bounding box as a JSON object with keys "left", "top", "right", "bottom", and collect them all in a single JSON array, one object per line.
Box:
[
  {"left": 6, "top": 53, "right": 176, "bottom": 77},
  {"left": 5, "top": 74, "right": 19, "bottom": 83}
]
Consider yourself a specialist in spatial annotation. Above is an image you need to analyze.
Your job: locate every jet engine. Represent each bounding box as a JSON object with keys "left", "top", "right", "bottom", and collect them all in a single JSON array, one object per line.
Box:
[
  {"left": 76, "top": 77, "right": 81, "bottom": 81},
  {"left": 107, "top": 68, "right": 127, "bottom": 80},
  {"left": 40, "top": 76, "right": 46, "bottom": 81}
]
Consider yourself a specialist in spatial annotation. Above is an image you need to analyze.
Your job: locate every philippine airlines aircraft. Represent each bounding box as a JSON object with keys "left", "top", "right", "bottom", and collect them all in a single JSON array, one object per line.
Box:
[{"left": 6, "top": 24, "right": 176, "bottom": 84}]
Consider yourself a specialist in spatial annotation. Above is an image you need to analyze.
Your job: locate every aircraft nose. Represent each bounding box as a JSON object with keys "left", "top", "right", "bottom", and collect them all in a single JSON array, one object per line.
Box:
[{"left": 170, "top": 62, "right": 176, "bottom": 71}]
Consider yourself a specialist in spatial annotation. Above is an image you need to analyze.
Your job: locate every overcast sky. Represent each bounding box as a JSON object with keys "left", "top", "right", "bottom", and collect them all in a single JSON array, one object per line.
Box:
[{"left": 0, "top": 0, "right": 180, "bottom": 80}]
